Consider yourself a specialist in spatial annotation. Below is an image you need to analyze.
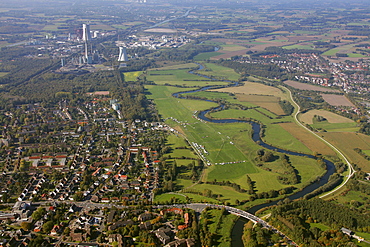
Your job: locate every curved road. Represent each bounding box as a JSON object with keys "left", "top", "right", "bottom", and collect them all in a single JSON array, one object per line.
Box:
[{"left": 283, "top": 86, "right": 356, "bottom": 198}]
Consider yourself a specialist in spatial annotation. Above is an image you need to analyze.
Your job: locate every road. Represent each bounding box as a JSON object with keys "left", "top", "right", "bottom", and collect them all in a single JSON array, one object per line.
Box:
[{"left": 282, "top": 86, "right": 356, "bottom": 198}]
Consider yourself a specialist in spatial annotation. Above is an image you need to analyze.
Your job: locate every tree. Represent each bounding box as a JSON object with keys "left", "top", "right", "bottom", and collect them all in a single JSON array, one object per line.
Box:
[
  {"left": 31, "top": 207, "right": 46, "bottom": 221},
  {"left": 21, "top": 221, "right": 32, "bottom": 231},
  {"left": 42, "top": 221, "right": 54, "bottom": 233}
]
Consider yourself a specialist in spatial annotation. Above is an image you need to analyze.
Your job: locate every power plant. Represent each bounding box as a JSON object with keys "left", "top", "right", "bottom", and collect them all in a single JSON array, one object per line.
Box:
[
  {"left": 82, "top": 24, "right": 91, "bottom": 42},
  {"left": 118, "top": 47, "right": 128, "bottom": 62}
]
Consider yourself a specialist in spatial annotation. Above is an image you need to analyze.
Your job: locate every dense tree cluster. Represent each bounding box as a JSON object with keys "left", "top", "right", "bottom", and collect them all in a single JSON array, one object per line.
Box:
[
  {"left": 216, "top": 59, "right": 284, "bottom": 79},
  {"left": 270, "top": 198, "right": 370, "bottom": 246},
  {"left": 277, "top": 155, "right": 299, "bottom": 185},
  {"left": 279, "top": 100, "right": 294, "bottom": 115}
]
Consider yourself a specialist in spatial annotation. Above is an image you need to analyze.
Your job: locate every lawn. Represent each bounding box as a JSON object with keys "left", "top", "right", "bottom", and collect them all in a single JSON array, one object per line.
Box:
[
  {"left": 154, "top": 193, "right": 186, "bottom": 203},
  {"left": 310, "top": 223, "right": 330, "bottom": 231},
  {"left": 123, "top": 71, "right": 142, "bottom": 81},
  {"left": 164, "top": 134, "right": 198, "bottom": 159}
]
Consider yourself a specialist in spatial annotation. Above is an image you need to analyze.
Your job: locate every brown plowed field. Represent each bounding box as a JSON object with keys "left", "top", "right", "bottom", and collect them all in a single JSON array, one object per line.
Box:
[
  {"left": 322, "top": 132, "right": 370, "bottom": 171},
  {"left": 279, "top": 122, "right": 337, "bottom": 156},
  {"left": 284, "top": 80, "right": 339, "bottom": 92},
  {"left": 320, "top": 94, "right": 354, "bottom": 107}
]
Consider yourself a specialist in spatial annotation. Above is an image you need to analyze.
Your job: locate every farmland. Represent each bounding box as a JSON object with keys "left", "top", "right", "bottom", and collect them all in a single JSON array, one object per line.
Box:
[
  {"left": 321, "top": 132, "right": 370, "bottom": 171},
  {"left": 284, "top": 80, "right": 340, "bottom": 92},
  {"left": 300, "top": 109, "right": 355, "bottom": 124},
  {"left": 320, "top": 94, "right": 355, "bottom": 107}
]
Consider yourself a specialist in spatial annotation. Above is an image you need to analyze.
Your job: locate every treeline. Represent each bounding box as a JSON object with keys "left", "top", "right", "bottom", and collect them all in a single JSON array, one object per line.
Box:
[
  {"left": 304, "top": 173, "right": 343, "bottom": 200},
  {"left": 0, "top": 58, "right": 57, "bottom": 88},
  {"left": 10, "top": 70, "right": 122, "bottom": 101},
  {"left": 359, "top": 122, "right": 370, "bottom": 135},
  {"left": 154, "top": 44, "right": 215, "bottom": 61},
  {"left": 277, "top": 155, "right": 299, "bottom": 185},
  {"left": 243, "top": 221, "right": 283, "bottom": 247},
  {"left": 252, "top": 46, "right": 321, "bottom": 57},
  {"left": 270, "top": 198, "right": 370, "bottom": 245},
  {"left": 279, "top": 100, "right": 294, "bottom": 115},
  {"left": 205, "top": 179, "right": 247, "bottom": 193},
  {"left": 216, "top": 60, "right": 284, "bottom": 79}
]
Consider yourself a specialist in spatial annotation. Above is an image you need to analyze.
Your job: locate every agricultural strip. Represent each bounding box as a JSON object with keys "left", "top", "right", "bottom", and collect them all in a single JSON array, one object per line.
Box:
[
  {"left": 320, "top": 94, "right": 355, "bottom": 107},
  {"left": 212, "top": 81, "right": 287, "bottom": 98},
  {"left": 278, "top": 122, "right": 341, "bottom": 157},
  {"left": 263, "top": 123, "right": 313, "bottom": 154},
  {"left": 196, "top": 63, "right": 241, "bottom": 81},
  {"left": 284, "top": 80, "right": 340, "bottom": 92},
  {"left": 321, "top": 132, "right": 370, "bottom": 171},
  {"left": 236, "top": 94, "right": 285, "bottom": 115},
  {"left": 300, "top": 109, "right": 356, "bottom": 124}
]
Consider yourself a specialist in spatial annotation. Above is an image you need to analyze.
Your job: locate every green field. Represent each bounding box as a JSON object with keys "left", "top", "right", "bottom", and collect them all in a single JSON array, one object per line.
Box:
[
  {"left": 311, "top": 122, "right": 359, "bottom": 132},
  {"left": 322, "top": 49, "right": 340, "bottom": 56},
  {"left": 197, "top": 63, "right": 241, "bottom": 81},
  {"left": 146, "top": 67, "right": 232, "bottom": 87},
  {"left": 164, "top": 134, "right": 198, "bottom": 159},
  {"left": 123, "top": 71, "right": 142, "bottom": 81},
  {"left": 150, "top": 63, "right": 198, "bottom": 70},
  {"left": 201, "top": 209, "right": 238, "bottom": 247},
  {"left": 194, "top": 52, "right": 223, "bottom": 61},
  {"left": 263, "top": 124, "right": 313, "bottom": 154},
  {"left": 310, "top": 223, "right": 330, "bottom": 231},
  {"left": 154, "top": 193, "right": 186, "bottom": 203}
]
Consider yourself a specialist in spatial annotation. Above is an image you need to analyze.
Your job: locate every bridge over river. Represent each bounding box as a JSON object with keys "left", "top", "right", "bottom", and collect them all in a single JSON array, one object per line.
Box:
[{"left": 170, "top": 203, "right": 299, "bottom": 246}]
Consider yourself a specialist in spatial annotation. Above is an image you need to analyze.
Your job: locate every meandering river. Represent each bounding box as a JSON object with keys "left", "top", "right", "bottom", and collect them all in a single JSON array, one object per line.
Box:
[{"left": 171, "top": 64, "right": 336, "bottom": 246}]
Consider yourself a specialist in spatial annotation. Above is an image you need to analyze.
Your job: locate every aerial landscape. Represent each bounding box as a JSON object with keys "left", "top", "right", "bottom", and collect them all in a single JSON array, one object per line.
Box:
[{"left": 0, "top": 0, "right": 370, "bottom": 246}]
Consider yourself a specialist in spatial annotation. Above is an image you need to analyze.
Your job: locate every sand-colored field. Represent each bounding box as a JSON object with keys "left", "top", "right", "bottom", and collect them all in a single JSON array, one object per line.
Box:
[
  {"left": 300, "top": 109, "right": 355, "bottom": 124},
  {"left": 284, "top": 80, "right": 339, "bottom": 92},
  {"left": 322, "top": 132, "right": 370, "bottom": 171},
  {"left": 212, "top": 81, "right": 285, "bottom": 97},
  {"left": 237, "top": 94, "right": 284, "bottom": 115},
  {"left": 320, "top": 94, "right": 354, "bottom": 107},
  {"left": 279, "top": 122, "right": 336, "bottom": 157}
]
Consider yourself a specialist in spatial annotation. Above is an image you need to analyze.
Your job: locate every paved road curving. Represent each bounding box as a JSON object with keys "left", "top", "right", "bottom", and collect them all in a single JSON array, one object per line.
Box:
[{"left": 282, "top": 86, "right": 356, "bottom": 198}]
